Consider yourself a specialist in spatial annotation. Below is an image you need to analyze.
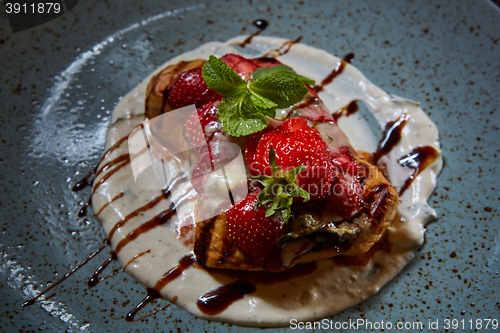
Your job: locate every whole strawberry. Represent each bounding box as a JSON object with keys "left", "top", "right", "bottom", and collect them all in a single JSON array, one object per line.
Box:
[
  {"left": 226, "top": 190, "right": 284, "bottom": 266},
  {"left": 168, "top": 67, "right": 222, "bottom": 109},
  {"left": 247, "top": 117, "right": 334, "bottom": 200}
]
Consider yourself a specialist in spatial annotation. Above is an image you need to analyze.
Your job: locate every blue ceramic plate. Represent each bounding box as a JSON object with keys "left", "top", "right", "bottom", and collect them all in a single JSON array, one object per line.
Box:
[{"left": 1, "top": 1, "right": 499, "bottom": 332}]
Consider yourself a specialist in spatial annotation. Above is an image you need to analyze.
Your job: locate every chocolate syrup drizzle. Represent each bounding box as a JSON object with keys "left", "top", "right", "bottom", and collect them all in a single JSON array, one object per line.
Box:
[
  {"left": 314, "top": 53, "right": 354, "bottom": 93},
  {"left": 24, "top": 133, "right": 135, "bottom": 307},
  {"left": 95, "top": 192, "right": 124, "bottom": 216},
  {"left": 78, "top": 201, "right": 91, "bottom": 218},
  {"left": 89, "top": 249, "right": 155, "bottom": 292},
  {"left": 74, "top": 138, "right": 148, "bottom": 218},
  {"left": 197, "top": 281, "right": 256, "bottom": 315},
  {"left": 72, "top": 135, "right": 129, "bottom": 192},
  {"left": 343, "top": 52, "right": 355, "bottom": 64},
  {"left": 22, "top": 240, "right": 110, "bottom": 307},
  {"left": 239, "top": 19, "right": 269, "bottom": 47},
  {"left": 73, "top": 136, "right": 129, "bottom": 218},
  {"left": 123, "top": 249, "right": 151, "bottom": 270},
  {"left": 77, "top": 154, "right": 130, "bottom": 219},
  {"left": 125, "top": 254, "right": 195, "bottom": 321},
  {"left": 92, "top": 157, "right": 131, "bottom": 196},
  {"left": 368, "top": 114, "right": 438, "bottom": 195},
  {"left": 398, "top": 146, "right": 439, "bottom": 195},
  {"left": 68, "top": 126, "right": 193, "bottom": 320},
  {"left": 108, "top": 191, "right": 171, "bottom": 239},
  {"left": 373, "top": 114, "right": 410, "bottom": 164},
  {"left": 263, "top": 36, "right": 303, "bottom": 58},
  {"left": 313, "top": 59, "right": 348, "bottom": 93},
  {"left": 87, "top": 251, "right": 119, "bottom": 288},
  {"left": 125, "top": 288, "right": 167, "bottom": 322},
  {"left": 293, "top": 53, "right": 356, "bottom": 114},
  {"left": 114, "top": 204, "right": 176, "bottom": 254},
  {"left": 332, "top": 100, "right": 359, "bottom": 121}
]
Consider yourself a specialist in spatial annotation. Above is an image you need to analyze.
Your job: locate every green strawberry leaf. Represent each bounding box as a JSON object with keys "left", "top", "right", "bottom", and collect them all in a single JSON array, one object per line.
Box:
[
  {"left": 249, "top": 145, "right": 310, "bottom": 223},
  {"left": 249, "top": 175, "right": 274, "bottom": 187},
  {"left": 284, "top": 164, "right": 306, "bottom": 183},
  {"left": 202, "top": 55, "right": 247, "bottom": 96},
  {"left": 257, "top": 186, "right": 275, "bottom": 205},
  {"left": 281, "top": 206, "right": 291, "bottom": 222},
  {"left": 268, "top": 145, "right": 280, "bottom": 175}
]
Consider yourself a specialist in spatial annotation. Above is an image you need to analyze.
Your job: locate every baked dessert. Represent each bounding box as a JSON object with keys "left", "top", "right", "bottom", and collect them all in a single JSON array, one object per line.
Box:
[
  {"left": 145, "top": 53, "right": 399, "bottom": 272},
  {"left": 90, "top": 36, "right": 442, "bottom": 326}
]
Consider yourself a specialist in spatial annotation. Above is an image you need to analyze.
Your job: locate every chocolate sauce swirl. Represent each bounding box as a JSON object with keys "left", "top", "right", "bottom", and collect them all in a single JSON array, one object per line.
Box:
[
  {"left": 398, "top": 146, "right": 439, "bottom": 195},
  {"left": 197, "top": 281, "right": 256, "bottom": 315},
  {"left": 373, "top": 114, "right": 409, "bottom": 164}
]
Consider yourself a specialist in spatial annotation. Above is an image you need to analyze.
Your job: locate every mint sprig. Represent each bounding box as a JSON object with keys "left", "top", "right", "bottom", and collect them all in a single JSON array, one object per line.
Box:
[
  {"left": 250, "top": 146, "right": 310, "bottom": 223},
  {"left": 201, "top": 55, "right": 315, "bottom": 137}
]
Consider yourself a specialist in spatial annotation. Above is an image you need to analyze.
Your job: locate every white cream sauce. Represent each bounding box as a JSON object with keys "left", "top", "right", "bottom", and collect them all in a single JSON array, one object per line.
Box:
[{"left": 91, "top": 36, "right": 442, "bottom": 326}]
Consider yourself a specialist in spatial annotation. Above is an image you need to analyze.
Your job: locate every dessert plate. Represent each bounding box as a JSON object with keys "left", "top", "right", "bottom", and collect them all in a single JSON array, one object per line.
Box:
[{"left": 0, "top": 0, "right": 498, "bottom": 332}]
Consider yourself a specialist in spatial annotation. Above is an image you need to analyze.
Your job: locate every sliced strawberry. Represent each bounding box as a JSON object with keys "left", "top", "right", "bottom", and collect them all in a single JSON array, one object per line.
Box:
[
  {"left": 295, "top": 87, "right": 336, "bottom": 124},
  {"left": 248, "top": 118, "right": 334, "bottom": 200},
  {"left": 168, "top": 67, "right": 222, "bottom": 109},
  {"left": 220, "top": 54, "right": 259, "bottom": 79},
  {"left": 226, "top": 190, "right": 284, "bottom": 266},
  {"left": 280, "top": 117, "right": 322, "bottom": 137}
]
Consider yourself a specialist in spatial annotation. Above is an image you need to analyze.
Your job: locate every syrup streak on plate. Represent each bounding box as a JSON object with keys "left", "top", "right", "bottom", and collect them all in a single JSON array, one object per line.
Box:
[{"left": 91, "top": 35, "right": 442, "bottom": 326}]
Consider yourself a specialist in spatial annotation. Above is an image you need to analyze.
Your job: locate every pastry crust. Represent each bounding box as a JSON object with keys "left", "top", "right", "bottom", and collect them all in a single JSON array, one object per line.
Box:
[{"left": 281, "top": 151, "right": 398, "bottom": 268}]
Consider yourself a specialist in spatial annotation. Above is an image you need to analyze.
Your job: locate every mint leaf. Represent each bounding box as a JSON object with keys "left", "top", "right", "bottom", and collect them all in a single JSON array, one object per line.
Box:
[
  {"left": 249, "top": 74, "right": 309, "bottom": 109},
  {"left": 248, "top": 90, "right": 277, "bottom": 118},
  {"left": 248, "top": 89, "right": 277, "bottom": 110},
  {"left": 202, "top": 55, "right": 246, "bottom": 96},
  {"left": 252, "top": 65, "right": 315, "bottom": 86},
  {"left": 218, "top": 94, "right": 269, "bottom": 137},
  {"left": 253, "top": 103, "right": 276, "bottom": 118}
]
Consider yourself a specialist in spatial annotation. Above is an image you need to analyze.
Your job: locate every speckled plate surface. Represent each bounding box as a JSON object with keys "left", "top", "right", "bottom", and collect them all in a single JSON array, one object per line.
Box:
[{"left": 1, "top": 1, "right": 499, "bottom": 332}]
